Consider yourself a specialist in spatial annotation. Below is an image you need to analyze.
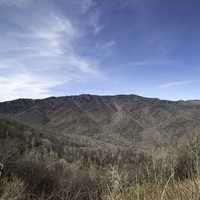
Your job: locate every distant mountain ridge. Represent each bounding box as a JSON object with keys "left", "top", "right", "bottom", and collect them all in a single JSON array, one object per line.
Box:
[{"left": 0, "top": 94, "right": 200, "bottom": 158}]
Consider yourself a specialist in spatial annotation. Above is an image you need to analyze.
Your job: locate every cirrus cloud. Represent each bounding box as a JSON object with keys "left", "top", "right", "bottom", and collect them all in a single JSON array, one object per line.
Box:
[{"left": 0, "top": 0, "right": 104, "bottom": 101}]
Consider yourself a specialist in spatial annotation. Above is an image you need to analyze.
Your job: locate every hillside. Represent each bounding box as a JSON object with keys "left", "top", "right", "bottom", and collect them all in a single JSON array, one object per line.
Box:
[
  {"left": 0, "top": 94, "right": 200, "bottom": 157},
  {"left": 1, "top": 94, "right": 200, "bottom": 199}
]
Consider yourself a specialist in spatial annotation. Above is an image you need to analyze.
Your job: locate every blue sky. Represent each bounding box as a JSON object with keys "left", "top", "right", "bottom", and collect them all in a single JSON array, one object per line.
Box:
[{"left": 0, "top": 0, "right": 200, "bottom": 101}]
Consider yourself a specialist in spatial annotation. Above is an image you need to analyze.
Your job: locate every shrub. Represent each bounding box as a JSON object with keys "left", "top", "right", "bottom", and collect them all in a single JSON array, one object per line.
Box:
[
  {"left": 0, "top": 176, "right": 25, "bottom": 200},
  {"left": 4, "top": 160, "right": 61, "bottom": 196}
]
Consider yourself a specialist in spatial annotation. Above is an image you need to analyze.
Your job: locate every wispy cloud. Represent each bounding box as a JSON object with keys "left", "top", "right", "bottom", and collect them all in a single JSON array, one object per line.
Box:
[
  {"left": 0, "top": 1, "right": 103, "bottom": 101},
  {"left": 87, "top": 9, "right": 103, "bottom": 35},
  {"left": 159, "top": 80, "right": 196, "bottom": 89},
  {"left": 80, "top": 0, "right": 94, "bottom": 14},
  {"left": 102, "top": 40, "right": 116, "bottom": 49},
  {"left": 0, "top": 73, "right": 62, "bottom": 101},
  {"left": 127, "top": 60, "right": 176, "bottom": 67}
]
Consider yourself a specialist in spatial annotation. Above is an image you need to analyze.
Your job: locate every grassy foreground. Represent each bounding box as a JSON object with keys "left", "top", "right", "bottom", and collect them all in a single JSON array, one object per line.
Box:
[
  {"left": 1, "top": 165, "right": 200, "bottom": 200},
  {"left": 1, "top": 150, "right": 200, "bottom": 200},
  {"left": 1, "top": 133, "right": 200, "bottom": 200},
  {"left": 104, "top": 176, "right": 200, "bottom": 200}
]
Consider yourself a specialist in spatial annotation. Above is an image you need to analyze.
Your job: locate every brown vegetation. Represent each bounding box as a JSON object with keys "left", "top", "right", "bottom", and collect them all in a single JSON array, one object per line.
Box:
[
  {"left": 0, "top": 138, "right": 200, "bottom": 200},
  {"left": 1, "top": 95, "right": 200, "bottom": 199}
]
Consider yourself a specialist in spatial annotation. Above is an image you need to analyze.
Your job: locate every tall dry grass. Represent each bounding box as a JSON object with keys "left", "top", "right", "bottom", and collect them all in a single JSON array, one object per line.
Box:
[
  {"left": 1, "top": 135, "right": 200, "bottom": 200},
  {"left": 103, "top": 171, "right": 200, "bottom": 200}
]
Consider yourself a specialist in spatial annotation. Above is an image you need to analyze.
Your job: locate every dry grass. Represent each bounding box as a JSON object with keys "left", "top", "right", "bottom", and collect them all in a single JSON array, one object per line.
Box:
[
  {"left": 103, "top": 176, "right": 200, "bottom": 200},
  {"left": 1, "top": 137, "right": 200, "bottom": 200},
  {"left": 2, "top": 161, "right": 200, "bottom": 200},
  {"left": 0, "top": 176, "right": 25, "bottom": 200}
]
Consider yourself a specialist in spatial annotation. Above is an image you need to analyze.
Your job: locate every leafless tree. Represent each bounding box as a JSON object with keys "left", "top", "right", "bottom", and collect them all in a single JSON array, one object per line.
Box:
[{"left": 0, "top": 162, "right": 3, "bottom": 177}]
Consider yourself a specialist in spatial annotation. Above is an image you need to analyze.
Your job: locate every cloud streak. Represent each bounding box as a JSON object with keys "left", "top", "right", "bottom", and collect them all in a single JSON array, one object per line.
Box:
[
  {"left": 0, "top": 0, "right": 103, "bottom": 101},
  {"left": 159, "top": 81, "right": 197, "bottom": 89}
]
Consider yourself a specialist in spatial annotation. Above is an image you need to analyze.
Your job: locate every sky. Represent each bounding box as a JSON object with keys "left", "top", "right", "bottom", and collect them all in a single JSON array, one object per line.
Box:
[{"left": 0, "top": 0, "right": 200, "bottom": 101}]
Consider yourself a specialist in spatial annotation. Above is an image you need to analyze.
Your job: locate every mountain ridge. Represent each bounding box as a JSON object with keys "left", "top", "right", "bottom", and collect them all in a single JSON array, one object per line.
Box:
[
  {"left": 0, "top": 94, "right": 200, "bottom": 158},
  {"left": 2, "top": 93, "right": 200, "bottom": 103}
]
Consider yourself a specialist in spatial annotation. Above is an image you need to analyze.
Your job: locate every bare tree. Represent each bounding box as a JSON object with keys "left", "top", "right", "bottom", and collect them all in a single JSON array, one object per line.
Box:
[{"left": 0, "top": 162, "right": 3, "bottom": 178}]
